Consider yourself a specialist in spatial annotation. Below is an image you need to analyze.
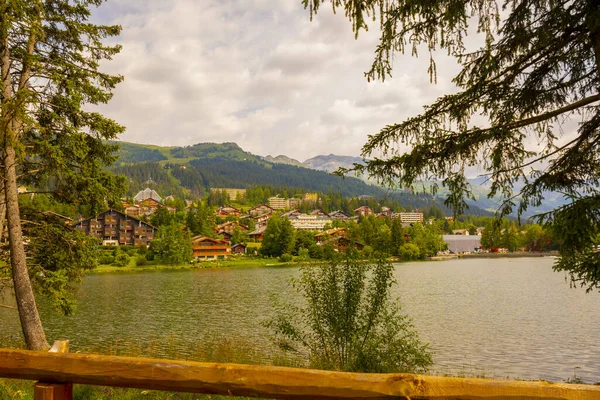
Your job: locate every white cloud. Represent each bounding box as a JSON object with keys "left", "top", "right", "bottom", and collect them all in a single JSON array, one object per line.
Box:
[{"left": 91, "top": 0, "right": 463, "bottom": 160}]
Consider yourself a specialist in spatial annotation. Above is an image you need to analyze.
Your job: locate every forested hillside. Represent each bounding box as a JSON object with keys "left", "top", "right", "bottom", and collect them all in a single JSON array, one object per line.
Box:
[{"left": 109, "top": 141, "right": 493, "bottom": 215}]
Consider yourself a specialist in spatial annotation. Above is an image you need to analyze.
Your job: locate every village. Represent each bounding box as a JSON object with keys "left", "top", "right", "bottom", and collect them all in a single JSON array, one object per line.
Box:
[{"left": 67, "top": 186, "right": 545, "bottom": 266}]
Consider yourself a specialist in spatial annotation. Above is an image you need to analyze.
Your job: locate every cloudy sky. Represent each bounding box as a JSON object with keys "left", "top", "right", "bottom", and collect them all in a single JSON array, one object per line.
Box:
[{"left": 92, "top": 0, "right": 464, "bottom": 162}]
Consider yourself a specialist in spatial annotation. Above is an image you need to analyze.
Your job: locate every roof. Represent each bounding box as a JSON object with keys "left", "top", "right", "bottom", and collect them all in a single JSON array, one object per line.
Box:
[
  {"left": 443, "top": 235, "right": 482, "bottom": 253},
  {"left": 74, "top": 209, "right": 156, "bottom": 230},
  {"left": 281, "top": 209, "right": 301, "bottom": 218},
  {"left": 191, "top": 236, "right": 229, "bottom": 244},
  {"left": 134, "top": 188, "right": 162, "bottom": 202},
  {"left": 249, "top": 226, "right": 267, "bottom": 235},
  {"left": 315, "top": 228, "right": 347, "bottom": 238},
  {"left": 329, "top": 210, "right": 350, "bottom": 217}
]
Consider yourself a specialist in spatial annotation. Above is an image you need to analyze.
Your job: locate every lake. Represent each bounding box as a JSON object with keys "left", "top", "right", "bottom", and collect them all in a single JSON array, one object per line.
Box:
[{"left": 1, "top": 258, "right": 599, "bottom": 383}]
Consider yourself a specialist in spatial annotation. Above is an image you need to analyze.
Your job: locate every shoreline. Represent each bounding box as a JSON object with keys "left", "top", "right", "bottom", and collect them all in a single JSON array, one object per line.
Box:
[
  {"left": 429, "top": 251, "right": 558, "bottom": 261},
  {"left": 89, "top": 252, "right": 560, "bottom": 275},
  {"left": 88, "top": 258, "right": 297, "bottom": 274}
]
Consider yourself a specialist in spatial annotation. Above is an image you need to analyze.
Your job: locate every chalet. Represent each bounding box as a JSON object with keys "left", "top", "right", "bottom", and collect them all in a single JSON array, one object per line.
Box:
[
  {"left": 380, "top": 206, "right": 393, "bottom": 217},
  {"left": 248, "top": 204, "right": 274, "bottom": 217},
  {"left": 310, "top": 209, "right": 329, "bottom": 217},
  {"left": 191, "top": 236, "right": 231, "bottom": 260},
  {"left": 320, "top": 236, "right": 365, "bottom": 252},
  {"left": 231, "top": 243, "right": 247, "bottom": 254},
  {"left": 219, "top": 231, "right": 234, "bottom": 242},
  {"left": 252, "top": 212, "right": 272, "bottom": 228},
  {"left": 354, "top": 206, "right": 374, "bottom": 217},
  {"left": 248, "top": 225, "right": 267, "bottom": 241},
  {"left": 215, "top": 205, "right": 242, "bottom": 218},
  {"left": 315, "top": 228, "right": 347, "bottom": 244},
  {"left": 216, "top": 221, "right": 248, "bottom": 235},
  {"left": 139, "top": 198, "right": 162, "bottom": 209},
  {"left": 328, "top": 210, "right": 350, "bottom": 221},
  {"left": 124, "top": 204, "right": 141, "bottom": 217},
  {"left": 74, "top": 209, "right": 156, "bottom": 247},
  {"left": 281, "top": 209, "right": 302, "bottom": 218}
]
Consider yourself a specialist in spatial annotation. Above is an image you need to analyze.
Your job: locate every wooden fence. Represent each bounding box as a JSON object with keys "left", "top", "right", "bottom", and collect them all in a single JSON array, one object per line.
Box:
[{"left": 0, "top": 340, "right": 599, "bottom": 400}]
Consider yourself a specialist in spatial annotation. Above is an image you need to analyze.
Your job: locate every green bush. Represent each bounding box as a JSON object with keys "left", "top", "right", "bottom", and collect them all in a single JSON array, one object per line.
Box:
[
  {"left": 135, "top": 255, "right": 148, "bottom": 267},
  {"left": 308, "top": 244, "right": 323, "bottom": 259},
  {"left": 399, "top": 243, "right": 421, "bottom": 260},
  {"left": 114, "top": 252, "right": 130, "bottom": 267},
  {"left": 145, "top": 249, "right": 155, "bottom": 261},
  {"left": 267, "top": 255, "right": 433, "bottom": 373},
  {"left": 99, "top": 255, "right": 115, "bottom": 265},
  {"left": 279, "top": 253, "right": 293, "bottom": 262},
  {"left": 297, "top": 247, "right": 310, "bottom": 262}
]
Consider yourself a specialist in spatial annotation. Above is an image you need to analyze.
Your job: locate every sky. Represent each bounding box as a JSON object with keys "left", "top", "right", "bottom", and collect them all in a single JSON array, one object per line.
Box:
[{"left": 91, "top": 0, "right": 466, "bottom": 162}]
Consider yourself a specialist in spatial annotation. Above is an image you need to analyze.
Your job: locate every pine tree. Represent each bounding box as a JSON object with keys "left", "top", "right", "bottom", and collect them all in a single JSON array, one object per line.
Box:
[
  {"left": 0, "top": 0, "right": 125, "bottom": 349},
  {"left": 306, "top": 0, "right": 600, "bottom": 291}
]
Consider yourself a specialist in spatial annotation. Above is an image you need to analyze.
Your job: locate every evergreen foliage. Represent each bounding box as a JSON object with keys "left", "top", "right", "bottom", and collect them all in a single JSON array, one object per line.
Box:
[
  {"left": 112, "top": 163, "right": 190, "bottom": 199},
  {"left": 0, "top": 0, "right": 126, "bottom": 348},
  {"left": 111, "top": 141, "right": 167, "bottom": 164},
  {"left": 306, "top": 0, "right": 600, "bottom": 290},
  {"left": 150, "top": 224, "right": 193, "bottom": 265},
  {"left": 260, "top": 216, "right": 295, "bottom": 257},
  {"left": 186, "top": 201, "right": 216, "bottom": 237}
]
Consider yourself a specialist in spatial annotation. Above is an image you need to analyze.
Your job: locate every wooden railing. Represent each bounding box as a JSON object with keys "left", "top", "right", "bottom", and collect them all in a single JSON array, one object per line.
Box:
[{"left": 1, "top": 341, "right": 599, "bottom": 400}]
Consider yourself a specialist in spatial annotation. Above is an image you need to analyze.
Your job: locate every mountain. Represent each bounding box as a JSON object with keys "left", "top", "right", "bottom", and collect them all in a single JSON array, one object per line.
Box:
[
  {"left": 302, "top": 154, "right": 365, "bottom": 173},
  {"left": 263, "top": 155, "right": 302, "bottom": 166},
  {"left": 109, "top": 141, "right": 493, "bottom": 215}
]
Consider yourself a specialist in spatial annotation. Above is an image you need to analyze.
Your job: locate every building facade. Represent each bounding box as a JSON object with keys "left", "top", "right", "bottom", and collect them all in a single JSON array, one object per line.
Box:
[
  {"left": 397, "top": 212, "right": 424, "bottom": 223},
  {"left": 289, "top": 214, "right": 332, "bottom": 231},
  {"left": 191, "top": 236, "right": 231, "bottom": 259},
  {"left": 74, "top": 209, "right": 156, "bottom": 247}
]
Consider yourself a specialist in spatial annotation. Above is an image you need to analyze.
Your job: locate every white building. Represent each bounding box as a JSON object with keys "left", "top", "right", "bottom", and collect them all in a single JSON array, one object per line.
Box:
[
  {"left": 289, "top": 214, "right": 332, "bottom": 231},
  {"left": 397, "top": 212, "right": 424, "bottom": 223}
]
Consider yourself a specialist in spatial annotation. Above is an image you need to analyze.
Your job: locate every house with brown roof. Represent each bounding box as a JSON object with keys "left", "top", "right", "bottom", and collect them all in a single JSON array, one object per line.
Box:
[
  {"left": 252, "top": 212, "right": 272, "bottom": 228},
  {"left": 231, "top": 243, "right": 247, "bottom": 254},
  {"left": 281, "top": 209, "right": 302, "bottom": 218},
  {"left": 354, "top": 206, "right": 374, "bottom": 217},
  {"left": 329, "top": 210, "right": 350, "bottom": 221},
  {"left": 248, "top": 225, "right": 267, "bottom": 241},
  {"left": 320, "top": 236, "right": 365, "bottom": 252},
  {"left": 216, "top": 221, "right": 249, "bottom": 235},
  {"left": 215, "top": 205, "right": 242, "bottom": 218},
  {"left": 248, "top": 204, "right": 274, "bottom": 217},
  {"left": 191, "top": 236, "right": 231, "bottom": 260},
  {"left": 74, "top": 209, "right": 156, "bottom": 247},
  {"left": 315, "top": 228, "right": 347, "bottom": 244}
]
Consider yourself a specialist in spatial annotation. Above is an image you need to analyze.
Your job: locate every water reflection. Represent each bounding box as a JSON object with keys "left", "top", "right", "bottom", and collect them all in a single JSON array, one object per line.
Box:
[{"left": 0, "top": 258, "right": 598, "bottom": 382}]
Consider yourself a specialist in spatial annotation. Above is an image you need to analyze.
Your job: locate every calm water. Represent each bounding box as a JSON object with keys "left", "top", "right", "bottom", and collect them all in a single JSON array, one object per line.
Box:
[{"left": 1, "top": 258, "right": 599, "bottom": 383}]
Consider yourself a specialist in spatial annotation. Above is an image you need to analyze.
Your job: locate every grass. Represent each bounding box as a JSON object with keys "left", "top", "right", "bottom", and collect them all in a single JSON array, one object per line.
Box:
[{"left": 89, "top": 258, "right": 299, "bottom": 274}]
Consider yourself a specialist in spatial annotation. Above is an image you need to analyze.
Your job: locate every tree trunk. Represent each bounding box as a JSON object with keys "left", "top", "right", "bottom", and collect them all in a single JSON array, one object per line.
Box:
[
  {"left": 5, "top": 145, "right": 48, "bottom": 350},
  {"left": 0, "top": 9, "right": 48, "bottom": 351}
]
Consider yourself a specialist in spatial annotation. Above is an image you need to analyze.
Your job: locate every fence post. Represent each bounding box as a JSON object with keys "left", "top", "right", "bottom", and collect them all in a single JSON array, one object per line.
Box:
[{"left": 34, "top": 340, "right": 72, "bottom": 400}]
